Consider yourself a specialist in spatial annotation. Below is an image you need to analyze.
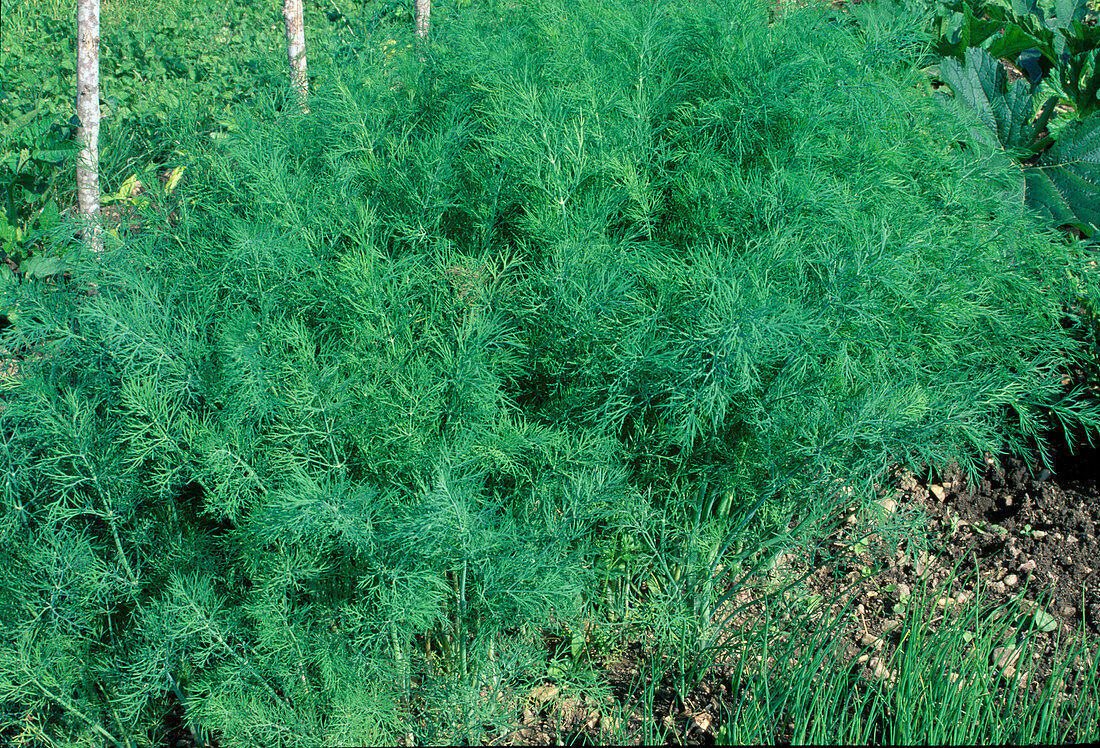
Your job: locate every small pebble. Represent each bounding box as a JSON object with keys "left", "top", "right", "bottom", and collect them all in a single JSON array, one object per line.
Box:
[
  {"left": 990, "top": 581, "right": 1006, "bottom": 594},
  {"left": 870, "top": 658, "right": 890, "bottom": 680},
  {"left": 993, "top": 646, "right": 1019, "bottom": 671},
  {"left": 693, "top": 713, "right": 712, "bottom": 733},
  {"left": 1004, "top": 574, "right": 1019, "bottom": 587},
  {"left": 860, "top": 632, "right": 884, "bottom": 650}
]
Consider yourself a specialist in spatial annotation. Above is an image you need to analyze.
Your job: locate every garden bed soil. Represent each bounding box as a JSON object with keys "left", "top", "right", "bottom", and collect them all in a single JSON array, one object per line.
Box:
[{"left": 508, "top": 446, "right": 1100, "bottom": 746}]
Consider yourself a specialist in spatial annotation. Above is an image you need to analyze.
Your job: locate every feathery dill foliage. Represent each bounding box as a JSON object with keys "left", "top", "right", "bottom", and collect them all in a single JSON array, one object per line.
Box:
[{"left": 2, "top": 0, "right": 1098, "bottom": 744}]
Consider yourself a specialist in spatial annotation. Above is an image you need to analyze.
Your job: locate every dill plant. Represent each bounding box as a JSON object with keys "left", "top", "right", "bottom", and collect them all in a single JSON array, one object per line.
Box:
[{"left": 1, "top": 0, "right": 1098, "bottom": 744}]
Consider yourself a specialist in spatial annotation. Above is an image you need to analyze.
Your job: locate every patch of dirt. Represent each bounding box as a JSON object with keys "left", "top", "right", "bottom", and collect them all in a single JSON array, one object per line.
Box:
[
  {"left": 510, "top": 444, "right": 1100, "bottom": 745},
  {"left": 918, "top": 449, "right": 1100, "bottom": 637},
  {"left": 511, "top": 645, "right": 728, "bottom": 746}
]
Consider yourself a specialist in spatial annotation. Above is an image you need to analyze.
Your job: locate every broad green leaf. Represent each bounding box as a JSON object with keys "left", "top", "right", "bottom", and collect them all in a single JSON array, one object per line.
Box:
[
  {"left": 1025, "top": 112, "right": 1100, "bottom": 235},
  {"left": 940, "top": 46, "right": 1038, "bottom": 150},
  {"left": 939, "top": 5, "right": 1006, "bottom": 59},
  {"left": 104, "top": 174, "right": 144, "bottom": 205},
  {"left": 0, "top": 108, "right": 42, "bottom": 140},
  {"left": 30, "top": 139, "right": 79, "bottom": 164},
  {"left": 1014, "top": 0, "right": 1089, "bottom": 29},
  {"left": 985, "top": 23, "right": 1048, "bottom": 61},
  {"left": 1061, "top": 21, "right": 1100, "bottom": 57},
  {"left": 966, "top": 3, "right": 1009, "bottom": 48},
  {"left": 38, "top": 201, "right": 60, "bottom": 232},
  {"left": 1010, "top": 0, "right": 1041, "bottom": 19},
  {"left": 1051, "top": 0, "right": 1090, "bottom": 27},
  {"left": 20, "top": 255, "right": 64, "bottom": 278},
  {"left": 1031, "top": 606, "right": 1058, "bottom": 632}
]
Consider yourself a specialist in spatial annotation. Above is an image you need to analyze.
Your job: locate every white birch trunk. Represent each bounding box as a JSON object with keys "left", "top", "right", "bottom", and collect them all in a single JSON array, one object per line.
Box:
[
  {"left": 76, "top": 0, "right": 102, "bottom": 253},
  {"left": 416, "top": 0, "right": 431, "bottom": 38},
  {"left": 283, "top": 0, "right": 309, "bottom": 111}
]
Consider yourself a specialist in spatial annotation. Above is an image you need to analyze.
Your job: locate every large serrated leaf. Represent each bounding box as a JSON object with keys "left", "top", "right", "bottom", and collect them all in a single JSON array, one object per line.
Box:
[
  {"left": 940, "top": 47, "right": 1038, "bottom": 151},
  {"left": 938, "top": 4, "right": 1005, "bottom": 59},
  {"left": 985, "top": 23, "right": 1048, "bottom": 63},
  {"left": 1025, "top": 112, "right": 1100, "bottom": 236}
]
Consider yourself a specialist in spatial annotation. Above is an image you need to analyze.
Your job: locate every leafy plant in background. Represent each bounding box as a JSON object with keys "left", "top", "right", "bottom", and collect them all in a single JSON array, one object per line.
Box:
[
  {"left": 0, "top": 111, "right": 76, "bottom": 262},
  {"left": 0, "top": 0, "right": 393, "bottom": 286},
  {"left": 0, "top": 109, "right": 79, "bottom": 322},
  {"left": 931, "top": 0, "right": 1100, "bottom": 237},
  {"left": 935, "top": 0, "right": 1100, "bottom": 113}
]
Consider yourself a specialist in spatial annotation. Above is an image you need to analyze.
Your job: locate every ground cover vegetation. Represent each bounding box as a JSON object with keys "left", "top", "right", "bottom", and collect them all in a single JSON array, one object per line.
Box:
[
  {"left": 2, "top": 0, "right": 1099, "bottom": 744},
  {"left": 718, "top": 562, "right": 1099, "bottom": 744},
  {"left": 1, "top": 0, "right": 398, "bottom": 282}
]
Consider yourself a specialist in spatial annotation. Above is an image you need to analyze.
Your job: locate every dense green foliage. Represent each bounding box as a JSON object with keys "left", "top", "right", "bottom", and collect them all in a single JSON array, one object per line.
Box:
[
  {"left": 0, "top": 0, "right": 415, "bottom": 276},
  {"left": 2, "top": 0, "right": 1099, "bottom": 744}
]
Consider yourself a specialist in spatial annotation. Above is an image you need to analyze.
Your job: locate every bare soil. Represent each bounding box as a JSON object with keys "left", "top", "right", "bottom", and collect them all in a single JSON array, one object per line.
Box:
[{"left": 509, "top": 443, "right": 1100, "bottom": 746}]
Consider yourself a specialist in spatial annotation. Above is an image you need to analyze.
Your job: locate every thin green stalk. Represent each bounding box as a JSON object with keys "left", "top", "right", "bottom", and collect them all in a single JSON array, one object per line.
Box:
[
  {"left": 26, "top": 672, "right": 122, "bottom": 747},
  {"left": 79, "top": 452, "right": 138, "bottom": 588},
  {"left": 178, "top": 589, "right": 291, "bottom": 711},
  {"left": 459, "top": 558, "right": 468, "bottom": 677},
  {"left": 1031, "top": 95, "right": 1059, "bottom": 143}
]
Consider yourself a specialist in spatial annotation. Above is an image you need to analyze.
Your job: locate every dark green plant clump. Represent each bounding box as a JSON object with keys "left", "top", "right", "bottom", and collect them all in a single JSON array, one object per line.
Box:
[{"left": 2, "top": 0, "right": 1098, "bottom": 744}]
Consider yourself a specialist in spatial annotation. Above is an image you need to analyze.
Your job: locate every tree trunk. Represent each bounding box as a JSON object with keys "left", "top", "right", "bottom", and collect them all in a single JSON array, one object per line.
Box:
[
  {"left": 283, "top": 0, "right": 309, "bottom": 111},
  {"left": 416, "top": 0, "right": 431, "bottom": 38},
  {"left": 76, "top": 0, "right": 102, "bottom": 253}
]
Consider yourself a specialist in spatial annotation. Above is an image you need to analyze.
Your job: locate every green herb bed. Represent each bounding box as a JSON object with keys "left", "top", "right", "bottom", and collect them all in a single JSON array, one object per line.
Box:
[{"left": 2, "top": 0, "right": 1098, "bottom": 744}]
